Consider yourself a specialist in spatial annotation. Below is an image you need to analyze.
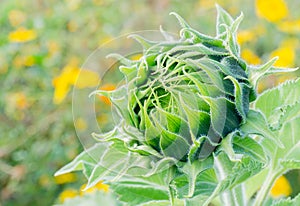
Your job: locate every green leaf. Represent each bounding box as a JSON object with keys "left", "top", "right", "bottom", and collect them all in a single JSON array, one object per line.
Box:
[
  {"left": 128, "top": 34, "right": 157, "bottom": 50},
  {"left": 224, "top": 76, "right": 248, "bottom": 122},
  {"left": 54, "top": 143, "right": 107, "bottom": 176},
  {"left": 280, "top": 159, "right": 300, "bottom": 171},
  {"left": 85, "top": 139, "right": 152, "bottom": 189},
  {"left": 276, "top": 102, "right": 300, "bottom": 130},
  {"left": 240, "top": 110, "right": 283, "bottom": 148},
  {"left": 202, "top": 152, "right": 263, "bottom": 206},
  {"left": 180, "top": 27, "right": 223, "bottom": 47},
  {"left": 179, "top": 156, "right": 214, "bottom": 197},
  {"left": 249, "top": 58, "right": 298, "bottom": 89},
  {"left": 255, "top": 78, "right": 300, "bottom": 126},
  {"left": 111, "top": 182, "right": 169, "bottom": 205},
  {"left": 111, "top": 169, "right": 176, "bottom": 206},
  {"left": 269, "top": 117, "right": 300, "bottom": 170},
  {"left": 173, "top": 168, "right": 217, "bottom": 199},
  {"left": 271, "top": 193, "right": 300, "bottom": 206},
  {"left": 251, "top": 107, "right": 300, "bottom": 205},
  {"left": 232, "top": 135, "right": 267, "bottom": 163},
  {"left": 216, "top": 4, "right": 234, "bottom": 36}
]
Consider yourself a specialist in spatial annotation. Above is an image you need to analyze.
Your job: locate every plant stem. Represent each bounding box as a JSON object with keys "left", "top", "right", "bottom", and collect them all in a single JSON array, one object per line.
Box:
[{"left": 252, "top": 171, "right": 280, "bottom": 206}]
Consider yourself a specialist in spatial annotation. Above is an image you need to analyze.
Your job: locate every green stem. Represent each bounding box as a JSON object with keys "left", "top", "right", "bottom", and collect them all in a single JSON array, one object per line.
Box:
[{"left": 252, "top": 171, "right": 280, "bottom": 206}]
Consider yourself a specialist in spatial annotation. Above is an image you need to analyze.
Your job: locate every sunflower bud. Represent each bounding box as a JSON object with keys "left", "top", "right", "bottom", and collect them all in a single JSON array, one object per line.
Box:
[{"left": 99, "top": 7, "right": 255, "bottom": 161}]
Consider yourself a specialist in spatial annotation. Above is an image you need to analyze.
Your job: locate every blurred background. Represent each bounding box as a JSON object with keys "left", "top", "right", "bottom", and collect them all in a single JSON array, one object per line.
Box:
[{"left": 0, "top": 0, "right": 299, "bottom": 205}]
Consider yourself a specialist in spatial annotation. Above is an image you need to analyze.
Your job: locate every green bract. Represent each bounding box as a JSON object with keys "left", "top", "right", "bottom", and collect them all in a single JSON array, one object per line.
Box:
[{"left": 56, "top": 6, "right": 300, "bottom": 206}]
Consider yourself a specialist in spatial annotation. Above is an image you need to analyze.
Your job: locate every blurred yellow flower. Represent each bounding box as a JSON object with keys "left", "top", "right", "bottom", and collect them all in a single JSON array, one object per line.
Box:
[
  {"left": 278, "top": 19, "right": 300, "bottom": 34},
  {"left": 197, "top": 0, "right": 215, "bottom": 9},
  {"left": 6, "top": 92, "right": 29, "bottom": 110},
  {"left": 270, "top": 175, "right": 292, "bottom": 198},
  {"left": 255, "top": 0, "right": 288, "bottom": 22},
  {"left": 38, "top": 175, "right": 51, "bottom": 187},
  {"left": 67, "top": 20, "right": 78, "bottom": 32},
  {"left": 59, "top": 189, "right": 78, "bottom": 203},
  {"left": 241, "top": 49, "right": 261, "bottom": 65},
  {"left": 271, "top": 47, "right": 295, "bottom": 67},
  {"left": 93, "top": 0, "right": 104, "bottom": 5},
  {"left": 80, "top": 181, "right": 109, "bottom": 195},
  {"left": 98, "top": 36, "right": 114, "bottom": 46},
  {"left": 74, "top": 69, "right": 100, "bottom": 89},
  {"left": 9, "top": 27, "right": 37, "bottom": 43},
  {"left": 13, "top": 55, "right": 36, "bottom": 68},
  {"left": 237, "top": 30, "right": 256, "bottom": 45},
  {"left": 130, "top": 53, "right": 142, "bottom": 61},
  {"left": 8, "top": 10, "right": 26, "bottom": 27},
  {"left": 74, "top": 118, "right": 87, "bottom": 131},
  {"left": 65, "top": 0, "right": 82, "bottom": 11},
  {"left": 24, "top": 56, "right": 35, "bottom": 67},
  {"left": 54, "top": 173, "right": 77, "bottom": 184},
  {"left": 53, "top": 61, "right": 100, "bottom": 104},
  {"left": 52, "top": 65, "right": 78, "bottom": 104}
]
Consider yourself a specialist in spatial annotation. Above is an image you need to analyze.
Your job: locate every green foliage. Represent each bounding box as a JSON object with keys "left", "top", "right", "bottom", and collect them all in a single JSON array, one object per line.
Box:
[
  {"left": 2, "top": 0, "right": 300, "bottom": 206},
  {"left": 56, "top": 6, "right": 300, "bottom": 206}
]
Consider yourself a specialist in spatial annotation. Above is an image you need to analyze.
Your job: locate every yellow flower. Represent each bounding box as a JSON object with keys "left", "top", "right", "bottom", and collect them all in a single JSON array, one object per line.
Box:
[
  {"left": 8, "top": 10, "right": 26, "bottom": 27},
  {"left": 53, "top": 61, "right": 100, "bottom": 104},
  {"left": 278, "top": 19, "right": 300, "bottom": 34},
  {"left": 67, "top": 20, "right": 78, "bottom": 32},
  {"left": 98, "top": 36, "right": 114, "bottom": 46},
  {"left": 74, "top": 118, "right": 87, "bottom": 131},
  {"left": 271, "top": 47, "right": 295, "bottom": 67},
  {"left": 270, "top": 175, "right": 292, "bottom": 198},
  {"left": 74, "top": 69, "right": 99, "bottom": 89},
  {"left": 24, "top": 56, "right": 35, "bottom": 67},
  {"left": 52, "top": 66, "right": 78, "bottom": 104},
  {"left": 241, "top": 49, "right": 261, "bottom": 65},
  {"left": 59, "top": 189, "right": 78, "bottom": 203},
  {"left": 255, "top": 0, "right": 288, "bottom": 23},
  {"left": 6, "top": 92, "right": 29, "bottom": 110},
  {"left": 93, "top": 0, "right": 104, "bottom": 5},
  {"left": 65, "top": 0, "right": 82, "bottom": 11},
  {"left": 130, "top": 53, "right": 143, "bottom": 61},
  {"left": 80, "top": 181, "right": 109, "bottom": 196},
  {"left": 9, "top": 27, "right": 37, "bottom": 43},
  {"left": 54, "top": 173, "right": 77, "bottom": 184},
  {"left": 197, "top": 0, "right": 215, "bottom": 10},
  {"left": 237, "top": 30, "right": 256, "bottom": 45},
  {"left": 13, "top": 55, "right": 36, "bottom": 68}
]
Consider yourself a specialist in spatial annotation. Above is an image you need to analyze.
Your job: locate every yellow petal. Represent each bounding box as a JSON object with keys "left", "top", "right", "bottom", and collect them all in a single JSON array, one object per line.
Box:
[
  {"left": 255, "top": 0, "right": 288, "bottom": 22},
  {"left": 80, "top": 181, "right": 109, "bottom": 196},
  {"left": 74, "top": 69, "right": 100, "bottom": 89},
  {"left": 241, "top": 49, "right": 261, "bottom": 65},
  {"left": 270, "top": 175, "right": 292, "bottom": 198},
  {"left": 270, "top": 46, "right": 295, "bottom": 67},
  {"left": 74, "top": 118, "right": 87, "bottom": 131},
  {"left": 59, "top": 189, "right": 78, "bottom": 203},
  {"left": 9, "top": 27, "right": 37, "bottom": 43},
  {"left": 278, "top": 19, "right": 300, "bottom": 34},
  {"left": 54, "top": 173, "right": 77, "bottom": 184},
  {"left": 52, "top": 76, "right": 71, "bottom": 104},
  {"left": 237, "top": 30, "right": 256, "bottom": 45}
]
